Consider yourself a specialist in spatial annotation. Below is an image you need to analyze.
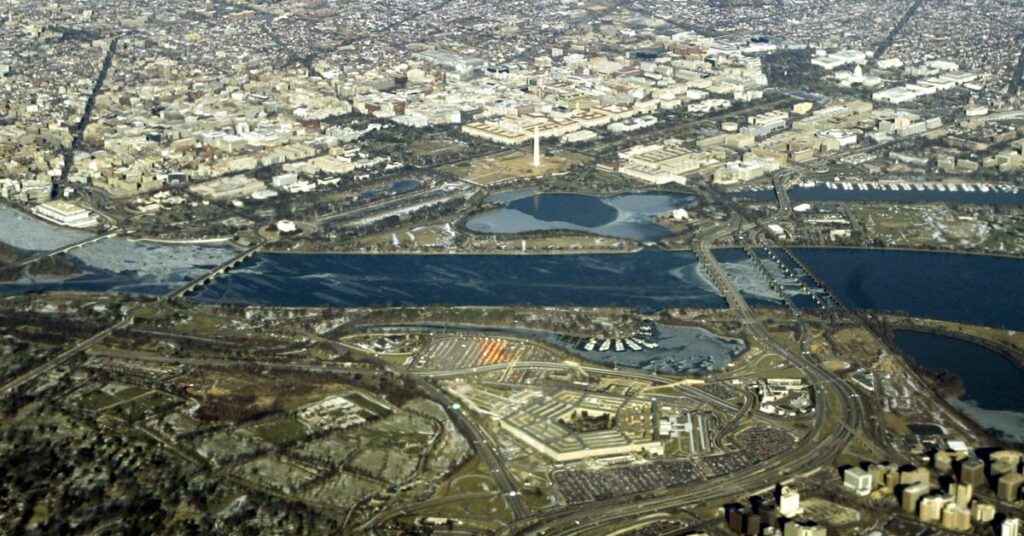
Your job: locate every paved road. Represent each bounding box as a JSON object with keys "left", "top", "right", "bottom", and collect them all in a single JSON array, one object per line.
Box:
[
  {"left": 0, "top": 316, "right": 133, "bottom": 396},
  {"left": 311, "top": 334, "right": 531, "bottom": 521},
  {"left": 16, "top": 231, "right": 118, "bottom": 268},
  {"left": 496, "top": 196, "right": 863, "bottom": 535}
]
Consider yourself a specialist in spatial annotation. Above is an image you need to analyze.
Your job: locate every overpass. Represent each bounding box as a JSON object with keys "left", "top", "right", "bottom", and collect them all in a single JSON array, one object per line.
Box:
[
  {"left": 497, "top": 191, "right": 865, "bottom": 535},
  {"left": 165, "top": 244, "right": 262, "bottom": 301}
]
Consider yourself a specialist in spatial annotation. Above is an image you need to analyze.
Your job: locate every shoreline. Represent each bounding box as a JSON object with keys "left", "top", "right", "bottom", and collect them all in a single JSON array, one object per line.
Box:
[
  {"left": 885, "top": 324, "right": 1024, "bottom": 447},
  {"left": 883, "top": 317, "right": 1024, "bottom": 375},
  {"left": 8, "top": 198, "right": 1024, "bottom": 261}
]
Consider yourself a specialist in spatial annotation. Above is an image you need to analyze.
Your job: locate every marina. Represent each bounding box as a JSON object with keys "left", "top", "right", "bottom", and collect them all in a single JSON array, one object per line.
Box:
[{"left": 731, "top": 180, "right": 1024, "bottom": 205}]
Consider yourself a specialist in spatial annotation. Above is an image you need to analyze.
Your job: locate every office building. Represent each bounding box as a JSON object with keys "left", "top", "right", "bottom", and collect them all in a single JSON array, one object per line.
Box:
[
  {"left": 941, "top": 503, "right": 971, "bottom": 532},
  {"left": 950, "top": 483, "right": 973, "bottom": 507},
  {"left": 777, "top": 486, "right": 801, "bottom": 518},
  {"left": 960, "top": 458, "right": 987, "bottom": 487},
  {"left": 997, "top": 473, "right": 1024, "bottom": 502},
  {"left": 919, "top": 494, "right": 948, "bottom": 522},
  {"left": 1003, "top": 517, "right": 1022, "bottom": 536},
  {"left": 903, "top": 482, "right": 931, "bottom": 513},
  {"left": 844, "top": 467, "right": 873, "bottom": 496}
]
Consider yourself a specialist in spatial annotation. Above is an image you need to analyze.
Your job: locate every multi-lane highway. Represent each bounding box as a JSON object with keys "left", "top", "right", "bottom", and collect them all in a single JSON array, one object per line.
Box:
[
  {"left": 311, "top": 334, "right": 531, "bottom": 521},
  {"left": 0, "top": 315, "right": 134, "bottom": 396},
  {"left": 491, "top": 194, "right": 864, "bottom": 535}
]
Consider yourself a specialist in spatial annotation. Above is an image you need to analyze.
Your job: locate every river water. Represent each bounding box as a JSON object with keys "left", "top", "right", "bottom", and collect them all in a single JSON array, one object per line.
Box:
[
  {"left": 465, "top": 191, "right": 696, "bottom": 241},
  {"left": 187, "top": 249, "right": 726, "bottom": 311},
  {"left": 6, "top": 202, "right": 1024, "bottom": 435},
  {"left": 893, "top": 330, "right": 1024, "bottom": 443},
  {"left": 794, "top": 248, "right": 1024, "bottom": 330},
  {"left": 4, "top": 201, "right": 1024, "bottom": 331}
]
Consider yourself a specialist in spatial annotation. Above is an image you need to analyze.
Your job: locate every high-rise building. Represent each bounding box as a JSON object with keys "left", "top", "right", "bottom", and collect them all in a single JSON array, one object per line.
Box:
[
  {"left": 844, "top": 467, "right": 873, "bottom": 496},
  {"left": 960, "top": 458, "right": 987, "bottom": 487},
  {"left": 755, "top": 499, "right": 780, "bottom": 530},
  {"left": 992, "top": 461, "right": 1017, "bottom": 479},
  {"left": 935, "top": 451, "right": 954, "bottom": 473},
  {"left": 971, "top": 501, "right": 996, "bottom": 523},
  {"left": 941, "top": 503, "right": 972, "bottom": 532},
  {"left": 726, "top": 504, "right": 746, "bottom": 534},
  {"left": 1002, "top": 517, "right": 1022, "bottom": 536},
  {"left": 902, "top": 482, "right": 931, "bottom": 513},
  {"left": 919, "top": 494, "right": 948, "bottom": 522},
  {"left": 901, "top": 466, "right": 931, "bottom": 486},
  {"left": 777, "top": 485, "right": 801, "bottom": 518},
  {"left": 991, "top": 450, "right": 1023, "bottom": 469},
  {"left": 997, "top": 473, "right": 1024, "bottom": 502},
  {"left": 950, "top": 483, "right": 973, "bottom": 507}
]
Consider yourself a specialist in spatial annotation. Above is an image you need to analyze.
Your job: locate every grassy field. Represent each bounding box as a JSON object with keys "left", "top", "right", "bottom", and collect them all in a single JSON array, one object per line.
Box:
[
  {"left": 250, "top": 417, "right": 308, "bottom": 445},
  {"left": 845, "top": 203, "right": 1010, "bottom": 252},
  {"left": 410, "top": 137, "right": 467, "bottom": 159},
  {"left": 441, "top": 149, "right": 585, "bottom": 185}
]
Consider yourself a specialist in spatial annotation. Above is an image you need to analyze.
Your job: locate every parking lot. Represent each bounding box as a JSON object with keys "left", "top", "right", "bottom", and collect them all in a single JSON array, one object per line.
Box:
[
  {"left": 413, "top": 336, "right": 553, "bottom": 371},
  {"left": 735, "top": 425, "right": 796, "bottom": 461},
  {"left": 553, "top": 460, "right": 701, "bottom": 504}
]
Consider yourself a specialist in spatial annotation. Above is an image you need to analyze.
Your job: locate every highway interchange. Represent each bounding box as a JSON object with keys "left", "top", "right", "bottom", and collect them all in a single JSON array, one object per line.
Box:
[{"left": 483, "top": 185, "right": 866, "bottom": 535}]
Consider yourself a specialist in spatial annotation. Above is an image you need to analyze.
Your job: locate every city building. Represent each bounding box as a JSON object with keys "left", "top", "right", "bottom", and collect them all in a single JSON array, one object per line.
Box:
[
  {"left": 997, "top": 472, "right": 1024, "bottom": 502},
  {"left": 782, "top": 521, "right": 826, "bottom": 536},
  {"left": 30, "top": 200, "right": 99, "bottom": 229},
  {"left": 843, "top": 467, "right": 873, "bottom": 496},
  {"left": 960, "top": 458, "right": 987, "bottom": 487},
  {"left": 189, "top": 176, "right": 266, "bottom": 201},
  {"left": 1003, "top": 518, "right": 1022, "bottom": 536},
  {"left": 972, "top": 501, "right": 996, "bottom": 523},
  {"left": 941, "top": 503, "right": 972, "bottom": 532},
  {"left": 902, "top": 482, "right": 931, "bottom": 513},
  {"left": 919, "top": 494, "right": 948, "bottom": 522},
  {"left": 776, "top": 485, "right": 801, "bottom": 518}
]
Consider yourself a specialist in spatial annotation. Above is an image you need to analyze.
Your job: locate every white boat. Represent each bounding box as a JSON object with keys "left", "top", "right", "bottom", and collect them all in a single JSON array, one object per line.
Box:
[
  {"left": 979, "top": 185, "right": 990, "bottom": 193},
  {"left": 599, "top": 340, "right": 611, "bottom": 352},
  {"left": 614, "top": 340, "right": 625, "bottom": 352}
]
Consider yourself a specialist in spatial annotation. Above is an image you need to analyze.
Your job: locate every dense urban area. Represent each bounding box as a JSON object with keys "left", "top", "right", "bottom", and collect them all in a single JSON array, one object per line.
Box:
[{"left": 3, "top": 0, "right": 1024, "bottom": 535}]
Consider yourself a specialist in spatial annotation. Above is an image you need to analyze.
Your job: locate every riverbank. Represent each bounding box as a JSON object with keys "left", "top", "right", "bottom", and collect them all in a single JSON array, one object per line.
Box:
[
  {"left": 791, "top": 243, "right": 1024, "bottom": 261},
  {"left": 886, "top": 327, "right": 1024, "bottom": 444},
  {"left": 882, "top": 315, "right": 1024, "bottom": 374}
]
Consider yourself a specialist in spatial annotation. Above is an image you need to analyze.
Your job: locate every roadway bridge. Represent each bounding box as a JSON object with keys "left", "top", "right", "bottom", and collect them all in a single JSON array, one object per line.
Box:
[
  {"left": 18, "top": 231, "right": 118, "bottom": 267},
  {"left": 166, "top": 244, "right": 262, "bottom": 301}
]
